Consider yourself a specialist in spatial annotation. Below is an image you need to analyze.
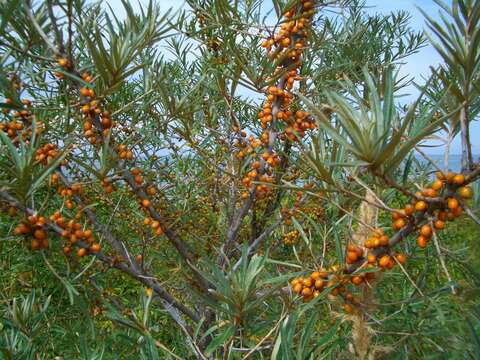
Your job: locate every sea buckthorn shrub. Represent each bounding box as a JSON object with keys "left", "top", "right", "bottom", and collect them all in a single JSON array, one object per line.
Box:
[{"left": 0, "top": 0, "right": 479, "bottom": 358}]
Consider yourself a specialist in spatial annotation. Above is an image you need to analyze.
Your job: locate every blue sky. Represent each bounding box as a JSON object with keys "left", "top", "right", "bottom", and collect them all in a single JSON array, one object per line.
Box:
[{"left": 106, "top": 0, "right": 477, "bottom": 155}]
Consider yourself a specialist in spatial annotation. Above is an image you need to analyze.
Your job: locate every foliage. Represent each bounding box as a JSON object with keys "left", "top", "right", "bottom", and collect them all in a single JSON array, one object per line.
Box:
[{"left": 0, "top": 0, "right": 479, "bottom": 359}]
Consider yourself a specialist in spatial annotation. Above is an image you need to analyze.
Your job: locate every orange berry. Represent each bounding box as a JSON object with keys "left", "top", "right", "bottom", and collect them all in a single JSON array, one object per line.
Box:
[
  {"left": 314, "top": 279, "right": 324, "bottom": 289},
  {"left": 420, "top": 224, "right": 432, "bottom": 238},
  {"left": 80, "top": 87, "right": 90, "bottom": 97},
  {"left": 14, "top": 223, "right": 29, "bottom": 235},
  {"left": 90, "top": 243, "right": 101, "bottom": 253},
  {"left": 351, "top": 276, "right": 363, "bottom": 285},
  {"left": 77, "top": 248, "right": 87, "bottom": 257},
  {"left": 434, "top": 220, "right": 445, "bottom": 230},
  {"left": 280, "top": 37, "right": 291, "bottom": 47},
  {"left": 40, "top": 238, "right": 49, "bottom": 248},
  {"left": 28, "top": 215, "right": 38, "bottom": 224},
  {"left": 447, "top": 198, "right": 459, "bottom": 210},
  {"left": 395, "top": 253, "right": 407, "bottom": 265},
  {"left": 379, "top": 255, "right": 391, "bottom": 268},
  {"left": 319, "top": 271, "right": 329, "bottom": 279},
  {"left": 424, "top": 188, "right": 438, "bottom": 197},
  {"left": 31, "top": 239, "right": 41, "bottom": 250},
  {"left": 293, "top": 283, "right": 303, "bottom": 294},
  {"left": 404, "top": 204, "right": 414, "bottom": 216},
  {"left": 101, "top": 117, "right": 111, "bottom": 128},
  {"left": 453, "top": 174, "right": 465, "bottom": 185},
  {"left": 452, "top": 206, "right": 463, "bottom": 217},
  {"left": 367, "top": 254, "right": 376, "bottom": 264},
  {"left": 447, "top": 172, "right": 456, "bottom": 183},
  {"left": 347, "top": 243, "right": 357, "bottom": 252},
  {"left": 458, "top": 186, "right": 473, "bottom": 199},
  {"left": 437, "top": 210, "right": 447, "bottom": 221},
  {"left": 268, "top": 86, "right": 278, "bottom": 95},
  {"left": 393, "top": 218, "right": 406, "bottom": 230},
  {"left": 343, "top": 303, "right": 353, "bottom": 313},
  {"left": 57, "top": 58, "right": 68, "bottom": 67},
  {"left": 415, "top": 201, "right": 428, "bottom": 212},
  {"left": 417, "top": 235, "right": 428, "bottom": 248},
  {"left": 346, "top": 251, "right": 359, "bottom": 263},
  {"left": 436, "top": 171, "right": 446, "bottom": 180},
  {"left": 431, "top": 180, "right": 444, "bottom": 191},
  {"left": 33, "top": 229, "right": 46, "bottom": 240},
  {"left": 301, "top": 287, "right": 312, "bottom": 297},
  {"left": 379, "top": 235, "right": 389, "bottom": 246},
  {"left": 131, "top": 168, "right": 141, "bottom": 175},
  {"left": 303, "top": 278, "right": 313, "bottom": 287},
  {"left": 141, "top": 199, "right": 150, "bottom": 208}
]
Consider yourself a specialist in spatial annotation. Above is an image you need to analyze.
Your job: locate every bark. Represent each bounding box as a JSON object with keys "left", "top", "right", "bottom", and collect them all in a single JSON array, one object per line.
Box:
[{"left": 350, "top": 190, "right": 377, "bottom": 360}]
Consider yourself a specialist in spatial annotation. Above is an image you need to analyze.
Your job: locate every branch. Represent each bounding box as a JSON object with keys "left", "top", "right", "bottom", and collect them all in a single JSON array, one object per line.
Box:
[
  {"left": 0, "top": 189, "right": 201, "bottom": 325},
  {"left": 119, "top": 165, "right": 212, "bottom": 293},
  {"left": 46, "top": 0, "right": 64, "bottom": 53},
  {"left": 465, "top": 164, "right": 480, "bottom": 184},
  {"left": 429, "top": 219, "right": 456, "bottom": 294},
  {"left": 230, "top": 217, "right": 283, "bottom": 274}
]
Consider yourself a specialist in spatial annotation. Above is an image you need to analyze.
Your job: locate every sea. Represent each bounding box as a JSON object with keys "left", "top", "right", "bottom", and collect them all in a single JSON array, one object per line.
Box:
[{"left": 417, "top": 154, "right": 479, "bottom": 172}]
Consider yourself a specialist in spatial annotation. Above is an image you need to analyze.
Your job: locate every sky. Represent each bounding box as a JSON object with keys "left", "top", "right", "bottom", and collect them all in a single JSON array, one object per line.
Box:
[{"left": 104, "top": 0, "right": 478, "bottom": 155}]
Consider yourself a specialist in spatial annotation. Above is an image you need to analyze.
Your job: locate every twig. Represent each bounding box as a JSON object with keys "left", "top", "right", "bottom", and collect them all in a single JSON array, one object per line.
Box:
[
  {"left": 460, "top": 201, "right": 480, "bottom": 226},
  {"left": 46, "top": 0, "right": 64, "bottom": 53},
  {"left": 242, "top": 312, "right": 286, "bottom": 359},
  {"left": 0, "top": 40, "right": 53, "bottom": 61},
  {"left": 393, "top": 256, "right": 425, "bottom": 297},
  {"left": 230, "top": 218, "right": 283, "bottom": 274},
  {"left": 415, "top": 146, "right": 443, "bottom": 173},
  {"left": 429, "top": 220, "right": 456, "bottom": 294}
]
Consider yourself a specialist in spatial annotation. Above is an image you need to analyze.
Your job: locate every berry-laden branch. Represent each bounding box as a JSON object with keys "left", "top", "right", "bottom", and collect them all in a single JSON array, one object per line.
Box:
[
  {"left": 53, "top": 57, "right": 213, "bottom": 294},
  {"left": 289, "top": 169, "right": 476, "bottom": 313},
  {"left": 221, "top": 0, "right": 320, "bottom": 261},
  {"left": 1, "top": 33, "right": 213, "bottom": 332},
  {"left": 0, "top": 189, "right": 201, "bottom": 325}
]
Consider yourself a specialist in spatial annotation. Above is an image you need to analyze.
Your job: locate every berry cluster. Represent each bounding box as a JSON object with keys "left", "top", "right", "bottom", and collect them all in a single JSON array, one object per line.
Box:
[
  {"left": 35, "top": 143, "right": 61, "bottom": 165},
  {"left": 60, "top": 218, "right": 101, "bottom": 257},
  {"left": 14, "top": 215, "right": 49, "bottom": 250},
  {"left": 283, "top": 230, "right": 299, "bottom": 245},
  {"left": 78, "top": 73, "right": 114, "bottom": 144},
  {"left": 289, "top": 169, "right": 475, "bottom": 313},
  {"left": 1, "top": 87, "right": 45, "bottom": 144},
  {"left": 237, "top": 0, "right": 317, "bottom": 199},
  {"left": 391, "top": 171, "right": 472, "bottom": 249}
]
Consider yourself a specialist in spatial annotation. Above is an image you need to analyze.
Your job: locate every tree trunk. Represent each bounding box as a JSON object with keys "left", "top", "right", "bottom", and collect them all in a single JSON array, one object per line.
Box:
[{"left": 350, "top": 190, "right": 378, "bottom": 360}]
